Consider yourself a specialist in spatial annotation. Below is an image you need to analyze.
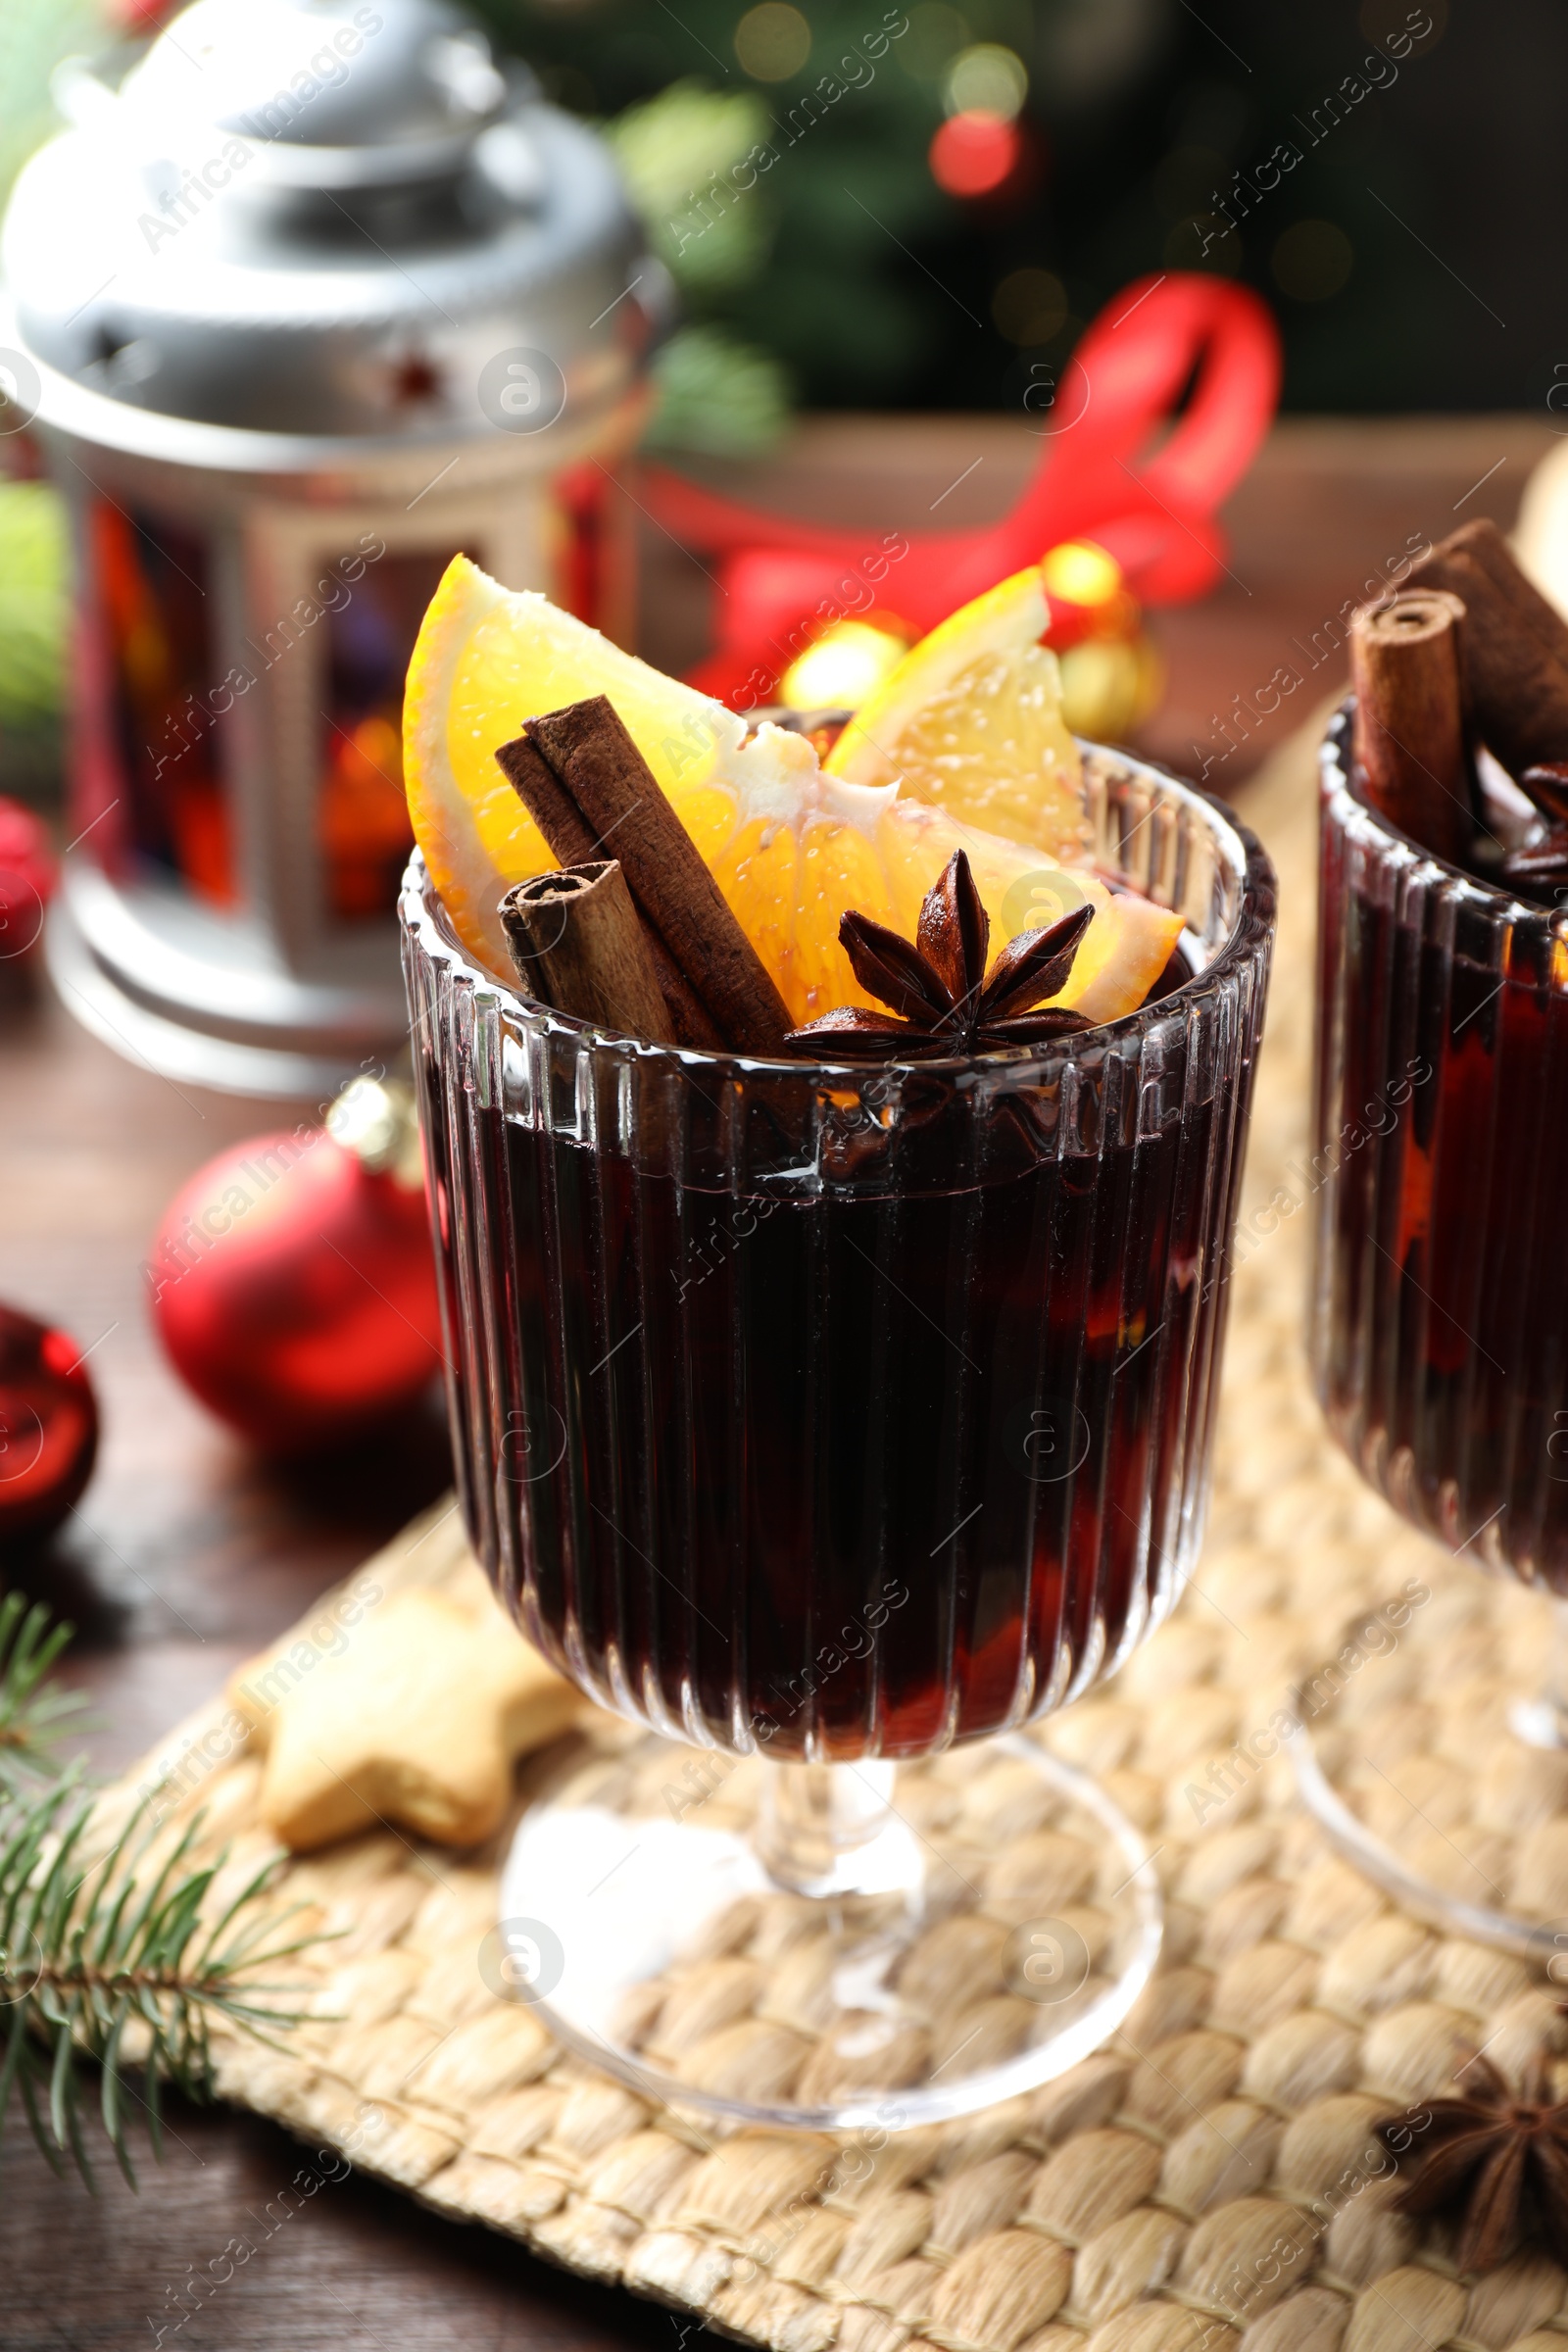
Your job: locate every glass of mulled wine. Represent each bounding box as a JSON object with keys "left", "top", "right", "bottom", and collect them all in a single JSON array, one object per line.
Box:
[
  {"left": 1301, "top": 702, "right": 1568, "bottom": 1953},
  {"left": 401, "top": 743, "right": 1274, "bottom": 2131}
]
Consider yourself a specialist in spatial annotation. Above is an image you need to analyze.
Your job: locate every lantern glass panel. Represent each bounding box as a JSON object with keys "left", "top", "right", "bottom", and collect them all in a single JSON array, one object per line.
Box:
[
  {"left": 318, "top": 545, "right": 463, "bottom": 924},
  {"left": 95, "top": 501, "right": 229, "bottom": 905}
]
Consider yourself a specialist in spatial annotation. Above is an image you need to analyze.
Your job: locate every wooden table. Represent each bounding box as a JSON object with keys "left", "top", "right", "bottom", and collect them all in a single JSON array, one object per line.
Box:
[{"left": 0, "top": 414, "right": 1552, "bottom": 2349}]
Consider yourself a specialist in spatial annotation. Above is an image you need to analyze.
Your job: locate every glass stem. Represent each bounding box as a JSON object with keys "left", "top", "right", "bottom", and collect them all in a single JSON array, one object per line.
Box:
[
  {"left": 755, "top": 1759, "right": 900, "bottom": 1897},
  {"left": 1513, "top": 1595, "right": 1568, "bottom": 1750},
  {"left": 1547, "top": 1598, "right": 1568, "bottom": 1743}
]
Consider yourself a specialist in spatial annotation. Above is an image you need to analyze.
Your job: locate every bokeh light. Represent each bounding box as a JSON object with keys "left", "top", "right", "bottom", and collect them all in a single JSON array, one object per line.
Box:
[
  {"left": 779, "top": 617, "right": 913, "bottom": 711},
  {"left": 1041, "top": 540, "right": 1122, "bottom": 609},
  {"left": 734, "top": 2, "right": 811, "bottom": 81},
  {"left": 1271, "top": 219, "right": 1354, "bottom": 301},
  {"left": 929, "top": 112, "right": 1020, "bottom": 199},
  {"left": 943, "top": 43, "right": 1028, "bottom": 121},
  {"left": 1057, "top": 634, "right": 1164, "bottom": 742},
  {"left": 992, "top": 268, "right": 1067, "bottom": 345}
]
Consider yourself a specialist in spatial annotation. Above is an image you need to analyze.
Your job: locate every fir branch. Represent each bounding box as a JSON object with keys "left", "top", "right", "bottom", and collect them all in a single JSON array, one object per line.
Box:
[
  {"left": 0, "top": 1598, "right": 317, "bottom": 2188},
  {"left": 0, "top": 1592, "right": 90, "bottom": 1789},
  {"left": 0, "top": 1773, "right": 315, "bottom": 2188}
]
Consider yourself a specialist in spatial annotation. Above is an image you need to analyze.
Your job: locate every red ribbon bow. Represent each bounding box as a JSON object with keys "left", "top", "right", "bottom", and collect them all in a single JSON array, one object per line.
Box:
[{"left": 640, "top": 270, "right": 1281, "bottom": 705}]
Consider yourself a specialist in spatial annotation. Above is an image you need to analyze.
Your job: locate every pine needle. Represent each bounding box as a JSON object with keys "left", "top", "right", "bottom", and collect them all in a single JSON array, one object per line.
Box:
[
  {"left": 0, "top": 1601, "right": 318, "bottom": 2186},
  {"left": 0, "top": 1593, "right": 91, "bottom": 1789}
]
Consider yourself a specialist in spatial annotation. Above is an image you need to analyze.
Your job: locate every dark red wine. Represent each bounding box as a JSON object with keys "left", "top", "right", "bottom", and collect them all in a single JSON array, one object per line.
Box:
[
  {"left": 404, "top": 755, "right": 1273, "bottom": 1763},
  {"left": 1314, "top": 710, "right": 1568, "bottom": 1585},
  {"left": 411, "top": 1004, "right": 1254, "bottom": 1760}
]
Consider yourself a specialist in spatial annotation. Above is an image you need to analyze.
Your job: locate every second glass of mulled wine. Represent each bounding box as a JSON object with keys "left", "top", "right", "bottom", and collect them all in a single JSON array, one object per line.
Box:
[
  {"left": 403, "top": 742, "right": 1274, "bottom": 2130},
  {"left": 1301, "top": 701, "right": 1568, "bottom": 1953}
]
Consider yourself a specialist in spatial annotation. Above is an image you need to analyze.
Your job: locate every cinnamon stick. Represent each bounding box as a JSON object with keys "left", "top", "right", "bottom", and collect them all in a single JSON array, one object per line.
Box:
[
  {"left": 1349, "top": 589, "right": 1474, "bottom": 863},
  {"left": 495, "top": 732, "right": 721, "bottom": 1051},
  {"left": 494, "top": 731, "right": 599, "bottom": 865},
  {"left": 500, "top": 861, "right": 675, "bottom": 1043},
  {"left": 1429, "top": 517, "right": 1568, "bottom": 661},
  {"left": 1408, "top": 517, "right": 1568, "bottom": 776},
  {"left": 523, "top": 696, "right": 794, "bottom": 1057}
]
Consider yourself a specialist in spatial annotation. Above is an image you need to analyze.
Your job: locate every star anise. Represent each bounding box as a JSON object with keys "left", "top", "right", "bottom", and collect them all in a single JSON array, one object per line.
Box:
[
  {"left": 1501, "top": 827, "right": 1568, "bottom": 888},
  {"left": 1520, "top": 762, "right": 1568, "bottom": 824},
  {"left": 786, "top": 849, "right": 1095, "bottom": 1059},
  {"left": 1498, "top": 764, "right": 1568, "bottom": 889},
  {"left": 1376, "top": 2050, "right": 1568, "bottom": 2272}
]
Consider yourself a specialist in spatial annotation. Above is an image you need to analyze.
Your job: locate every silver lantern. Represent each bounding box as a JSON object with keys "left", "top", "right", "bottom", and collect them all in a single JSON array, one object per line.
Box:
[{"left": 1, "top": 0, "right": 658, "bottom": 1096}]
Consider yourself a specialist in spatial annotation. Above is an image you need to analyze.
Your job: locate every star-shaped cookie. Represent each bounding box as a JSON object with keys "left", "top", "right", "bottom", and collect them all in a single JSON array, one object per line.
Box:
[{"left": 228, "top": 1589, "right": 579, "bottom": 1852}]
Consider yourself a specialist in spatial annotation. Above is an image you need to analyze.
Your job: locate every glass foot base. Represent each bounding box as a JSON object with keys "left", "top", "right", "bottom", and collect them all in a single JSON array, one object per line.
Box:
[
  {"left": 1289, "top": 1562, "right": 1568, "bottom": 1962},
  {"left": 496, "top": 1731, "right": 1161, "bottom": 2132}
]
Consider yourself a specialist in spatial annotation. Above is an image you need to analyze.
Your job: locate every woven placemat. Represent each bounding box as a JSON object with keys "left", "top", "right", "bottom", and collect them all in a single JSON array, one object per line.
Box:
[{"left": 104, "top": 714, "right": 1568, "bottom": 2352}]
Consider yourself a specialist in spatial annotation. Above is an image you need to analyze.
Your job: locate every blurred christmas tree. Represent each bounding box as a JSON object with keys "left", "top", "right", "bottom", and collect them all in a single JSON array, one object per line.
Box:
[
  {"left": 0, "top": 0, "right": 104, "bottom": 205},
  {"left": 603, "top": 76, "right": 796, "bottom": 455},
  {"left": 473, "top": 0, "right": 1103, "bottom": 451},
  {"left": 0, "top": 477, "right": 69, "bottom": 808},
  {"left": 0, "top": 0, "right": 107, "bottom": 802},
  {"left": 463, "top": 0, "right": 1489, "bottom": 439},
  {"left": 0, "top": 482, "right": 68, "bottom": 737}
]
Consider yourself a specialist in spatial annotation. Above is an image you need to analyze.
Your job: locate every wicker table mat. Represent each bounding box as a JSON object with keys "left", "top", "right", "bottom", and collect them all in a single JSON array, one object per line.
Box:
[{"left": 104, "top": 713, "right": 1568, "bottom": 2352}]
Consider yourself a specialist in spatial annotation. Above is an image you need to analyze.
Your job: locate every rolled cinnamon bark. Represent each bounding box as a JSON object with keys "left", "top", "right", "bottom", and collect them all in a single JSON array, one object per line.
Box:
[
  {"left": 494, "top": 732, "right": 599, "bottom": 865},
  {"left": 500, "top": 861, "right": 675, "bottom": 1044},
  {"left": 1432, "top": 517, "right": 1568, "bottom": 661},
  {"left": 1349, "top": 589, "right": 1474, "bottom": 864},
  {"left": 524, "top": 696, "right": 795, "bottom": 1056},
  {"left": 495, "top": 732, "right": 722, "bottom": 1051},
  {"left": 1409, "top": 518, "right": 1568, "bottom": 776}
]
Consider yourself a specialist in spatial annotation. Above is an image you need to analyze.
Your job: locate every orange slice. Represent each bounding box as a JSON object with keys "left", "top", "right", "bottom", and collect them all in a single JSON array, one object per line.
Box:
[
  {"left": 403, "top": 557, "right": 1180, "bottom": 1033},
  {"left": 824, "top": 564, "right": 1089, "bottom": 858}
]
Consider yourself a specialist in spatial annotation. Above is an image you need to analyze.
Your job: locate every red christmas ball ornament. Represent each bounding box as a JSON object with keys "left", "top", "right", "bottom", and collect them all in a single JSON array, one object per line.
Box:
[
  {"left": 0, "top": 796, "right": 57, "bottom": 968},
  {"left": 149, "top": 1078, "right": 443, "bottom": 1452},
  {"left": 0, "top": 1302, "right": 99, "bottom": 1553}
]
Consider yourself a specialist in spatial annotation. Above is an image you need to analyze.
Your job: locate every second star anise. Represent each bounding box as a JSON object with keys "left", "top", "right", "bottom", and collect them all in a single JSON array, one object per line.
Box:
[
  {"left": 1501, "top": 831, "right": 1568, "bottom": 888},
  {"left": 1499, "top": 765, "right": 1568, "bottom": 891},
  {"left": 1376, "top": 2050, "right": 1568, "bottom": 2272},
  {"left": 787, "top": 849, "right": 1095, "bottom": 1059}
]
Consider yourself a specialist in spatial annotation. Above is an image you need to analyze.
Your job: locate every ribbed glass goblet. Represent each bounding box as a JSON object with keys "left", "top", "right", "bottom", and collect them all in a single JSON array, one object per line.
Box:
[
  {"left": 402, "top": 742, "right": 1274, "bottom": 2128},
  {"left": 1299, "top": 702, "right": 1568, "bottom": 1956}
]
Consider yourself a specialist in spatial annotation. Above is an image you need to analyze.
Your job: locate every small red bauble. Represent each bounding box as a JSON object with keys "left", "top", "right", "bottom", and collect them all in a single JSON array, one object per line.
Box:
[
  {"left": 149, "top": 1079, "right": 443, "bottom": 1452},
  {"left": 0, "top": 1302, "right": 99, "bottom": 1553},
  {"left": 928, "top": 111, "right": 1020, "bottom": 199},
  {"left": 0, "top": 796, "right": 56, "bottom": 968}
]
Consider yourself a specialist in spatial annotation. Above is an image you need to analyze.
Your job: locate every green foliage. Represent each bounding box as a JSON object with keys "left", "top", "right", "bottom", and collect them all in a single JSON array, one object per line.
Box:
[
  {"left": 0, "top": 1602, "right": 316, "bottom": 2189},
  {"left": 0, "top": 0, "right": 107, "bottom": 211},
  {"left": 0, "top": 1594, "right": 90, "bottom": 1793},
  {"left": 0, "top": 480, "right": 68, "bottom": 736},
  {"left": 0, "top": 0, "right": 74, "bottom": 755},
  {"left": 646, "top": 323, "right": 793, "bottom": 456},
  {"left": 608, "top": 78, "right": 773, "bottom": 297},
  {"left": 606, "top": 78, "right": 793, "bottom": 450},
  {"left": 477, "top": 0, "right": 960, "bottom": 439}
]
